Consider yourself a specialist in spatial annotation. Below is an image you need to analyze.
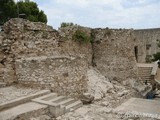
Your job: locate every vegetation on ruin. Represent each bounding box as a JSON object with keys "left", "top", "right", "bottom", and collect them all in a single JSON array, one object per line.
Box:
[
  {"left": 60, "top": 22, "right": 75, "bottom": 28},
  {"left": 0, "top": 0, "right": 47, "bottom": 25},
  {"left": 72, "top": 29, "right": 91, "bottom": 43},
  {"left": 152, "top": 52, "right": 160, "bottom": 67}
]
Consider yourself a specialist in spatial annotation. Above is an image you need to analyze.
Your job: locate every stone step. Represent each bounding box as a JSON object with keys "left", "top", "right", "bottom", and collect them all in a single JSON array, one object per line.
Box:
[
  {"left": 138, "top": 67, "right": 152, "bottom": 69},
  {"left": 139, "top": 74, "right": 151, "bottom": 76},
  {"left": 58, "top": 98, "right": 75, "bottom": 106},
  {"left": 138, "top": 68, "right": 152, "bottom": 71},
  {"left": 141, "top": 80, "right": 151, "bottom": 83},
  {"left": 114, "top": 97, "right": 160, "bottom": 119},
  {"left": 40, "top": 93, "right": 57, "bottom": 101},
  {"left": 0, "top": 102, "right": 48, "bottom": 120},
  {"left": 48, "top": 96, "right": 67, "bottom": 102},
  {"left": 139, "top": 77, "right": 151, "bottom": 80},
  {"left": 0, "top": 90, "right": 50, "bottom": 111},
  {"left": 140, "top": 79, "right": 151, "bottom": 81},
  {"left": 32, "top": 93, "right": 83, "bottom": 118},
  {"left": 65, "top": 100, "right": 83, "bottom": 112},
  {"left": 52, "top": 96, "right": 68, "bottom": 103},
  {"left": 138, "top": 70, "right": 152, "bottom": 72},
  {"left": 139, "top": 78, "right": 151, "bottom": 80},
  {"left": 139, "top": 76, "right": 151, "bottom": 78},
  {"left": 138, "top": 71, "right": 152, "bottom": 74},
  {"left": 138, "top": 66, "right": 153, "bottom": 69}
]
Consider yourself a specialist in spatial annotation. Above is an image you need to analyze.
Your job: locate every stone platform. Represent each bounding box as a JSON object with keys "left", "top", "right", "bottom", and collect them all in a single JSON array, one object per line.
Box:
[{"left": 114, "top": 97, "right": 160, "bottom": 119}]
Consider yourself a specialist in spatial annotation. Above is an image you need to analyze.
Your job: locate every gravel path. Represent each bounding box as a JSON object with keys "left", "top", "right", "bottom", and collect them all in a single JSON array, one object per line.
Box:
[{"left": 0, "top": 86, "right": 39, "bottom": 104}]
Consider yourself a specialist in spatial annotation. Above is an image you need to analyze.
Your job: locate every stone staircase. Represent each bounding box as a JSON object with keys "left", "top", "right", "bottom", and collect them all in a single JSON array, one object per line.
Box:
[
  {"left": 0, "top": 90, "right": 83, "bottom": 120},
  {"left": 137, "top": 63, "right": 153, "bottom": 84},
  {"left": 32, "top": 93, "right": 83, "bottom": 117}
]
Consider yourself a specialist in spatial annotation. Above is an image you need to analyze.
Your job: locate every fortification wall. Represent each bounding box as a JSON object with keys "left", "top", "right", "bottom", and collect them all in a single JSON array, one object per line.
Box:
[
  {"left": 0, "top": 18, "right": 138, "bottom": 97},
  {"left": 1, "top": 19, "right": 92, "bottom": 96},
  {"left": 92, "top": 28, "right": 137, "bottom": 82},
  {"left": 134, "top": 28, "right": 160, "bottom": 63}
]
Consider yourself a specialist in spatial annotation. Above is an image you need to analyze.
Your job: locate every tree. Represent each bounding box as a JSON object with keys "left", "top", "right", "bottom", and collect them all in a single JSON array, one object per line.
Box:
[
  {"left": 0, "top": 0, "right": 47, "bottom": 25},
  {"left": 152, "top": 52, "right": 160, "bottom": 67},
  {"left": 60, "top": 22, "right": 74, "bottom": 27},
  {"left": 18, "top": 1, "right": 47, "bottom": 23},
  {"left": 38, "top": 10, "right": 47, "bottom": 23},
  {"left": 0, "top": 0, "right": 17, "bottom": 25}
]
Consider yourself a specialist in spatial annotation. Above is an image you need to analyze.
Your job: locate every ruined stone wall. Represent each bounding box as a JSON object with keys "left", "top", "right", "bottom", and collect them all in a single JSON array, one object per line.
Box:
[
  {"left": 1, "top": 19, "right": 92, "bottom": 96},
  {"left": 0, "top": 18, "right": 138, "bottom": 96},
  {"left": 134, "top": 28, "right": 160, "bottom": 63},
  {"left": 92, "top": 28, "right": 138, "bottom": 82}
]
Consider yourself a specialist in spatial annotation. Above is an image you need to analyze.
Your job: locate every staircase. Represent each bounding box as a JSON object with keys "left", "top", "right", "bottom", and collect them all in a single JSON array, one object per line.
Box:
[
  {"left": 0, "top": 90, "right": 83, "bottom": 120},
  {"left": 32, "top": 93, "right": 83, "bottom": 117},
  {"left": 137, "top": 63, "right": 153, "bottom": 84}
]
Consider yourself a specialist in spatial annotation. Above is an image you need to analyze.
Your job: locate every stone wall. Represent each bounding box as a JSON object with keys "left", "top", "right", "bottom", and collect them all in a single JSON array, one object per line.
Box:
[
  {"left": 1, "top": 18, "right": 92, "bottom": 96},
  {"left": 134, "top": 28, "right": 160, "bottom": 63},
  {"left": 0, "top": 18, "right": 138, "bottom": 97},
  {"left": 92, "top": 28, "right": 138, "bottom": 82}
]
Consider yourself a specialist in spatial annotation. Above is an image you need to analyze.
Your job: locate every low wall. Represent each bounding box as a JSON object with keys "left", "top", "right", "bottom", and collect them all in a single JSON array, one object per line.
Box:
[{"left": 16, "top": 56, "right": 88, "bottom": 96}]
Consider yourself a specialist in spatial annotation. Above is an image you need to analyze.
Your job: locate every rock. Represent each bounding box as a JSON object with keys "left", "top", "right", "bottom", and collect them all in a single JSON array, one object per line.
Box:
[
  {"left": 96, "top": 107, "right": 112, "bottom": 114},
  {"left": 80, "top": 93, "right": 94, "bottom": 104},
  {"left": 117, "top": 90, "right": 129, "bottom": 97},
  {"left": 75, "top": 107, "right": 90, "bottom": 116},
  {"left": 31, "top": 115, "right": 51, "bottom": 120},
  {"left": 87, "top": 68, "right": 114, "bottom": 100},
  {"left": 129, "top": 79, "right": 152, "bottom": 97},
  {"left": 101, "top": 101, "right": 109, "bottom": 107}
]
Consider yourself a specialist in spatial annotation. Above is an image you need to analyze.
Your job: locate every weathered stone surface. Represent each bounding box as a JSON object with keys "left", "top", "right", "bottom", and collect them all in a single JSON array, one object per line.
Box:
[
  {"left": 92, "top": 28, "right": 138, "bottom": 83},
  {"left": 134, "top": 29, "right": 160, "bottom": 63},
  {"left": 0, "top": 18, "right": 139, "bottom": 97},
  {"left": 80, "top": 92, "right": 94, "bottom": 104},
  {"left": 0, "top": 18, "right": 92, "bottom": 97},
  {"left": 87, "top": 67, "right": 113, "bottom": 100}
]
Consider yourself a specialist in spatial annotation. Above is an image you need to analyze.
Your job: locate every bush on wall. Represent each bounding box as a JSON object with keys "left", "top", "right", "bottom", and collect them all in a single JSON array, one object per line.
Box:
[
  {"left": 152, "top": 52, "right": 160, "bottom": 67},
  {"left": 72, "top": 29, "right": 91, "bottom": 43}
]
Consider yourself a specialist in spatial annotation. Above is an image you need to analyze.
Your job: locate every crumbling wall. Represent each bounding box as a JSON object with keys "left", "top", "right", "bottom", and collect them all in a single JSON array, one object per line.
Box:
[
  {"left": 92, "top": 28, "right": 138, "bottom": 83},
  {"left": 1, "top": 19, "right": 92, "bottom": 96},
  {"left": 0, "top": 18, "right": 139, "bottom": 97},
  {"left": 0, "top": 29, "right": 16, "bottom": 84},
  {"left": 134, "top": 28, "right": 160, "bottom": 63}
]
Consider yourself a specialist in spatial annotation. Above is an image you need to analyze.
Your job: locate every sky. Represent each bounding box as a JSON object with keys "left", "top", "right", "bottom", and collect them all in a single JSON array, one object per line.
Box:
[{"left": 31, "top": 0, "right": 160, "bottom": 29}]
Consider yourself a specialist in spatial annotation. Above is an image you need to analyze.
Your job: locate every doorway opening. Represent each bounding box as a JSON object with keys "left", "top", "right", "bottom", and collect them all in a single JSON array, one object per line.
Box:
[{"left": 134, "top": 46, "right": 138, "bottom": 62}]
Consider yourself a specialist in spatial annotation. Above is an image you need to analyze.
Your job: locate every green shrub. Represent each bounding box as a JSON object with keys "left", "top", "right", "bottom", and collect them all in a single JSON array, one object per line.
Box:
[
  {"left": 60, "top": 22, "right": 74, "bottom": 28},
  {"left": 72, "top": 30, "right": 91, "bottom": 43},
  {"left": 152, "top": 52, "right": 160, "bottom": 67}
]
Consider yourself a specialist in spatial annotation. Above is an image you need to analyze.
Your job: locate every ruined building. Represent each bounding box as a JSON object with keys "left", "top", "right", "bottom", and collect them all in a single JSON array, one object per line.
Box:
[
  {"left": 0, "top": 18, "right": 160, "bottom": 97},
  {"left": 134, "top": 28, "right": 160, "bottom": 63},
  {"left": 1, "top": 18, "right": 160, "bottom": 93},
  {"left": 0, "top": 18, "right": 139, "bottom": 96},
  {"left": 1, "top": 18, "right": 160, "bottom": 119}
]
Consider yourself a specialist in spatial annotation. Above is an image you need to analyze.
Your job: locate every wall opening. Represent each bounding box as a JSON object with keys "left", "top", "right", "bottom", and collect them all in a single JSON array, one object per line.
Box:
[{"left": 134, "top": 46, "right": 138, "bottom": 62}]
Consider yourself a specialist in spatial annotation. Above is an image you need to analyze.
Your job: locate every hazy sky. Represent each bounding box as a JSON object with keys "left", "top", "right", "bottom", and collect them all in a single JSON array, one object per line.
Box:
[{"left": 31, "top": 0, "right": 160, "bottom": 29}]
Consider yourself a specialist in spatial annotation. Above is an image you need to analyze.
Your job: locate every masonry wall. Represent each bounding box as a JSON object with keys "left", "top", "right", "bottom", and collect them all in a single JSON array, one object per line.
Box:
[
  {"left": 92, "top": 28, "right": 138, "bottom": 82},
  {"left": 1, "top": 19, "right": 92, "bottom": 96},
  {"left": 0, "top": 18, "right": 138, "bottom": 97},
  {"left": 134, "top": 28, "right": 160, "bottom": 63}
]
